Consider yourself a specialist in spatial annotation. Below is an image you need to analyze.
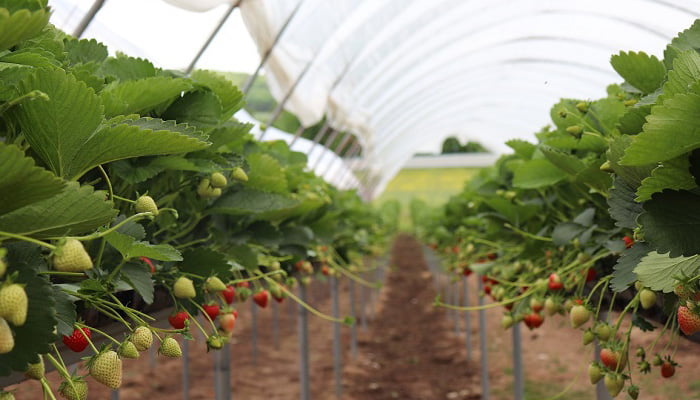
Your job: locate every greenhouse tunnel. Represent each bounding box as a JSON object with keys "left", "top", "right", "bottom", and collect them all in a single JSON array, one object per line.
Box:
[{"left": 2, "top": 0, "right": 700, "bottom": 399}]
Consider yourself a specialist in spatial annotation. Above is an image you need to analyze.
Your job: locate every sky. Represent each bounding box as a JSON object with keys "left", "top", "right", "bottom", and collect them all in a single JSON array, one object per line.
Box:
[{"left": 50, "top": 0, "right": 261, "bottom": 73}]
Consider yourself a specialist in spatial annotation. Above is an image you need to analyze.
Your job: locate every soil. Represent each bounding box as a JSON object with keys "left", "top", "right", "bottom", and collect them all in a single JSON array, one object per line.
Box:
[{"left": 6, "top": 234, "right": 700, "bottom": 399}]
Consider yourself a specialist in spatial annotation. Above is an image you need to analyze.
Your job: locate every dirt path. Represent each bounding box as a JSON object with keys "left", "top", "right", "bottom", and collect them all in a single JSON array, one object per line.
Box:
[{"left": 340, "top": 234, "right": 481, "bottom": 400}]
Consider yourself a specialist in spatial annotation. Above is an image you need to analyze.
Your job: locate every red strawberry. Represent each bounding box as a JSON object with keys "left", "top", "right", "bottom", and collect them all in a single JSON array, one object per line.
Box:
[
  {"left": 623, "top": 236, "right": 634, "bottom": 249},
  {"left": 600, "top": 347, "right": 627, "bottom": 370},
  {"left": 139, "top": 257, "right": 155, "bottom": 274},
  {"left": 481, "top": 276, "right": 489, "bottom": 283},
  {"left": 221, "top": 285, "right": 235, "bottom": 304},
  {"left": 530, "top": 298, "right": 544, "bottom": 313},
  {"left": 452, "top": 246, "right": 459, "bottom": 255},
  {"left": 62, "top": 327, "right": 91, "bottom": 352},
  {"left": 483, "top": 285, "right": 492, "bottom": 295},
  {"left": 321, "top": 265, "right": 330, "bottom": 276},
  {"left": 487, "top": 252, "right": 498, "bottom": 260},
  {"left": 231, "top": 309, "right": 239, "bottom": 318},
  {"left": 661, "top": 361, "right": 675, "bottom": 378},
  {"left": 253, "top": 290, "right": 269, "bottom": 308},
  {"left": 585, "top": 268, "right": 596, "bottom": 282},
  {"left": 678, "top": 306, "right": 700, "bottom": 335},
  {"left": 462, "top": 267, "right": 472, "bottom": 276},
  {"left": 236, "top": 281, "right": 250, "bottom": 288},
  {"left": 203, "top": 304, "right": 220, "bottom": 321},
  {"left": 168, "top": 311, "right": 189, "bottom": 329},
  {"left": 548, "top": 273, "right": 563, "bottom": 290},
  {"left": 523, "top": 313, "right": 544, "bottom": 329}
]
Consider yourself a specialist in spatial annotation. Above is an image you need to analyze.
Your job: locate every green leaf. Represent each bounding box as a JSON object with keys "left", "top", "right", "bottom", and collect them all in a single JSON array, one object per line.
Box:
[
  {"left": 279, "top": 225, "right": 314, "bottom": 247},
  {"left": 52, "top": 285, "right": 76, "bottom": 336},
  {"left": 0, "top": 181, "right": 117, "bottom": 237},
  {"left": 162, "top": 90, "right": 223, "bottom": 128},
  {"left": 0, "top": 7, "right": 50, "bottom": 51},
  {"left": 66, "top": 116, "right": 210, "bottom": 179},
  {"left": 607, "top": 135, "right": 653, "bottom": 188},
  {"left": 482, "top": 197, "right": 539, "bottom": 225},
  {"left": 245, "top": 153, "right": 288, "bottom": 193},
  {"left": 220, "top": 244, "right": 258, "bottom": 271},
  {"left": 190, "top": 70, "right": 244, "bottom": 121},
  {"left": 0, "top": 142, "right": 64, "bottom": 215},
  {"left": 13, "top": 68, "right": 103, "bottom": 178},
  {"left": 631, "top": 314, "right": 655, "bottom": 332},
  {"left": 148, "top": 156, "right": 219, "bottom": 173},
  {"left": 100, "top": 76, "right": 192, "bottom": 117},
  {"left": 585, "top": 97, "right": 627, "bottom": 135},
  {"left": 549, "top": 99, "right": 585, "bottom": 131},
  {"left": 209, "top": 188, "right": 300, "bottom": 218},
  {"left": 634, "top": 251, "right": 700, "bottom": 293},
  {"left": 540, "top": 146, "right": 586, "bottom": 175},
  {"left": 120, "top": 263, "right": 154, "bottom": 304},
  {"left": 505, "top": 139, "right": 536, "bottom": 159},
  {"left": 636, "top": 156, "right": 696, "bottom": 202},
  {"left": 63, "top": 38, "right": 108, "bottom": 65},
  {"left": 511, "top": 158, "right": 568, "bottom": 189},
  {"left": 621, "top": 93, "right": 700, "bottom": 166},
  {"left": 180, "top": 247, "right": 232, "bottom": 277},
  {"left": 639, "top": 190, "right": 700, "bottom": 257},
  {"left": 552, "top": 222, "right": 585, "bottom": 246},
  {"left": 108, "top": 160, "right": 164, "bottom": 185},
  {"left": 608, "top": 177, "right": 642, "bottom": 230},
  {"left": 99, "top": 53, "right": 156, "bottom": 81},
  {"left": 664, "top": 20, "right": 700, "bottom": 69},
  {"left": 105, "top": 230, "right": 182, "bottom": 261},
  {"left": 0, "top": 242, "right": 56, "bottom": 376},
  {"left": 611, "top": 242, "right": 649, "bottom": 292},
  {"left": 659, "top": 51, "right": 700, "bottom": 102},
  {"left": 610, "top": 51, "right": 666, "bottom": 94},
  {"left": 616, "top": 105, "right": 651, "bottom": 135}
]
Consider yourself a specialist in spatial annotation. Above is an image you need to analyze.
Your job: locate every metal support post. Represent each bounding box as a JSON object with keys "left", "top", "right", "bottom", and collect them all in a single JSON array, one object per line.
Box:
[
  {"left": 185, "top": 1, "right": 241, "bottom": 74},
  {"left": 219, "top": 344, "right": 232, "bottom": 400},
  {"left": 512, "top": 323, "right": 524, "bottom": 400},
  {"left": 349, "top": 280, "right": 358, "bottom": 358},
  {"left": 273, "top": 299, "right": 280, "bottom": 349},
  {"left": 331, "top": 276, "right": 342, "bottom": 398},
  {"left": 251, "top": 300, "right": 258, "bottom": 365},
  {"left": 298, "top": 285, "right": 310, "bottom": 400},
  {"left": 182, "top": 339, "right": 190, "bottom": 400},
  {"left": 317, "top": 131, "right": 354, "bottom": 177},
  {"left": 242, "top": 0, "right": 305, "bottom": 94},
  {"left": 477, "top": 277, "right": 490, "bottom": 400},
  {"left": 288, "top": 124, "right": 307, "bottom": 147},
  {"left": 463, "top": 276, "right": 472, "bottom": 362},
  {"left": 111, "top": 390, "right": 119, "bottom": 400},
  {"left": 311, "top": 129, "right": 340, "bottom": 170},
  {"left": 213, "top": 348, "right": 221, "bottom": 400},
  {"left": 73, "top": 0, "right": 106, "bottom": 38},
  {"left": 453, "top": 283, "right": 460, "bottom": 336},
  {"left": 595, "top": 312, "right": 613, "bottom": 400}
]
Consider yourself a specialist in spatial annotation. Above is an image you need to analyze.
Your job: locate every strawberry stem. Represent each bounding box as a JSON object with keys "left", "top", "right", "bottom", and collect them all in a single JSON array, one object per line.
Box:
[
  {"left": 0, "top": 231, "right": 56, "bottom": 250},
  {"left": 188, "top": 299, "right": 218, "bottom": 331},
  {"left": 76, "top": 325, "right": 100, "bottom": 354},
  {"left": 75, "top": 322, "right": 120, "bottom": 346},
  {"left": 64, "top": 212, "right": 155, "bottom": 241},
  {"left": 111, "top": 194, "right": 136, "bottom": 204},
  {"left": 40, "top": 377, "right": 58, "bottom": 400},
  {"left": 97, "top": 165, "right": 114, "bottom": 200}
]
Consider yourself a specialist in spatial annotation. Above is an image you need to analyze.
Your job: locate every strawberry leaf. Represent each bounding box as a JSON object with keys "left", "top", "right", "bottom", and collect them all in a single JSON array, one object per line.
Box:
[
  {"left": 245, "top": 153, "right": 288, "bottom": 193},
  {"left": 180, "top": 247, "right": 232, "bottom": 277},
  {"left": 608, "top": 177, "right": 642, "bottom": 230},
  {"left": 639, "top": 190, "right": 700, "bottom": 257},
  {"left": 0, "top": 6, "right": 50, "bottom": 51},
  {"left": 610, "top": 51, "right": 666, "bottom": 94},
  {"left": 0, "top": 142, "right": 64, "bottom": 215},
  {"left": 634, "top": 251, "right": 700, "bottom": 293},
  {"left": 664, "top": 20, "right": 700, "bottom": 69},
  {"left": 190, "top": 70, "right": 244, "bottom": 121},
  {"left": 104, "top": 231, "right": 182, "bottom": 261},
  {"left": 100, "top": 76, "right": 192, "bottom": 117},
  {"left": 512, "top": 158, "right": 568, "bottom": 189},
  {"left": 119, "top": 263, "right": 154, "bottom": 304},
  {"left": 635, "top": 156, "right": 696, "bottom": 202},
  {"left": 611, "top": 242, "right": 649, "bottom": 292},
  {"left": 52, "top": 285, "right": 76, "bottom": 336},
  {"left": 99, "top": 54, "right": 156, "bottom": 81}
]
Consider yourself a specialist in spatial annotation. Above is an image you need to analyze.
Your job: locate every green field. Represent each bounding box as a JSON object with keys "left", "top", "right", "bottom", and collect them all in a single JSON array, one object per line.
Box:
[{"left": 375, "top": 167, "right": 480, "bottom": 207}]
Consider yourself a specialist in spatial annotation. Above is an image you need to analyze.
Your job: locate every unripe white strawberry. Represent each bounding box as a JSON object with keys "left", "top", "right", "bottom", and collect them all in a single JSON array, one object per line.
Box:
[
  {"left": 231, "top": 167, "right": 248, "bottom": 182},
  {"left": 59, "top": 377, "right": 87, "bottom": 400},
  {"left": 205, "top": 276, "right": 227, "bottom": 292},
  {"left": 89, "top": 350, "right": 122, "bottom": 389},
  {"left": 159, "top": 337, "right": 182, "bottom": 358},
  {"left": 0, "top": 284, "right": 28, "bottom": 326},
  {"left": 210, "top": 172, "right": 228, "bottom": 188},
  {"left": 130, "top": 326, "right": 153, "bottom": 351},
  {"left": 0, "top": 317, "right": 14, "bottom": 354},
  {"left": 53, "top": 239, "right": 92, "bottom": 272}
]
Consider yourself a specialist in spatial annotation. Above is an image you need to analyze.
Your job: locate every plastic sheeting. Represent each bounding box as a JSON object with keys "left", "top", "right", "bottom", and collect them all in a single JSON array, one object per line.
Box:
[
  {"left": 237, "top": 0, "right": 699, "bottom": 197},
  {"left": 48, "top": 0, "right": 700, "bottom": 198}
]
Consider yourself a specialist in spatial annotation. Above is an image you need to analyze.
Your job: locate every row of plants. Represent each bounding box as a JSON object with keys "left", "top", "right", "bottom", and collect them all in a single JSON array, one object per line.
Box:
[
  {"left": 0, "top": 2, "right": 389, "bottom": 399},
  {"left": 420, "top": 19, "right": 700, "bottom": 399}
]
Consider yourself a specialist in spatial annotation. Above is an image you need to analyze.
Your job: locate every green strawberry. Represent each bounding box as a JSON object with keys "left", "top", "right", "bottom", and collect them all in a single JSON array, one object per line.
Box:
[
  {"left": 130, "top": 326, "right": 153, "bottom": 351},
  {"left": 639, "top": 289, "right": 656, "bottom": 309},
  {"left": 205, "top": 276, "right": 227, "bottom": 292},
  {"left": 118, "top": 341, "right": 139, "bottom": 359},
  {"left": 231, "top": 167, "right": 248, "bottom": 182},
  {"left": 501, "top": 314, "right": 514, "bottom": 329},
  {"left": 173, "top": 277, "right": 196, "bottom": 299},
  {"left": 159, "top": 337, "right": 182, "bottom": 358},
  {"left": 582, "top": 329, "right": 595, "bottom": 346},
  {"left": 570, "top": 305, "right": 590, "bottom": 328},
  {"left": 0, "top": 283, "right": 28, "bottom": 326},
  {"left": 89, "top": 350, "right": 122, "bottom": 389},
  {"left": 210, "top": 172, "right": 228, "bottom": 188},
  {"left": 594, "top": 323, "right": 612, "bottom": 342},
  {"left": 53, "top": 239, "right": 93, "bottom": 272},
  {"left": 0, "top": 317, "right": 14, "bottom": 354},
  {"left": 58, "top": 377, "right": 87, "bottom": 400},
  {"left": 588, "top": 363, "right": 603, "bottom": 384},
  {"left": 135, "top": 195, "right": 159, "bottom": 216},
  {"left": 24, "top": 356, "right": 44, "bottom": 380},
  {"left": 207, "top": 334, "right": 225, "bottom": 350},
  {"left": 604, "top": 373, "right": 625, "bottom": 397},
  {"left": 0, "top": 249, "right": 6, "bottom": 278}
]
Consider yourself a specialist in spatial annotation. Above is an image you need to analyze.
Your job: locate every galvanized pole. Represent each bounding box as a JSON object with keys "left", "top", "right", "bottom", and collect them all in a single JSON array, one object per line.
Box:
[
  {"left": 251, "top": 300, "right": 258, "bottom": 365},
  {"left": 242, "top": 0, "right": 305, "bottom": 94},
  {"left": 334, "top": 142, "right": 362, "bottom": 186},
  {"left": 298, "top": 284, "right": 310, "bottom": 400},
  {"left": 349, "top": 280, "right": 358, "bottom": 359},
  {"left": 182, "top": 339, "right": 190, "bottom": 400},
  {"left": 317, "top": 131, "right": 354, "bottom": 176},
  {"left": 331, "top": 276, "right": 342, "bottom": 398},
  {"left": 220, "top": 344, "right": 232, "bottom": 400},
  {"left": 213, "top": 350, "right": 221, "bottom": 400},
  {"left": 185, "top": 1, "right": 241, "bottom": 74},
  {"left": 463, "top": 276, "right": 472, "bottom": 362},
  {"left": 73, "top": 0, "right": 106, "bottom": 38},
  {"left": 111, "top": 390, "right": 119, "bottom": 400},
  {"left": 477, "top": 277, "right": 490, "bottom": 400},
  {"left": 360, "top": 271, "right": 368, "bottom": 331},
  {"left": 288, "top": 124, "right": 307, "bottom": 147},
  {"left": 596, "top": 312, "right": 613, "bottom": 400},
  {"left": 273, "top": 299, "right": 280, "bottom": 349},
  {"left": 453, "top": 282, "right": 460, "bottom": 336},
  {"left": 311, "top": 129, "right": 340, "bottom": 170},
  {"left": 512, "top": 323, "right": 524, "bottom": 400},
  {"left": 305, "top": 122, "right": 331, "bottom": 160}
]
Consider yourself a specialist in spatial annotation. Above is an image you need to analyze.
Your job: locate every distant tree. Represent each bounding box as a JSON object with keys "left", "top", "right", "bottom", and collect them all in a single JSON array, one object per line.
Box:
[{"left": 441, "top": 136, "right": 488, "bottom": 154}]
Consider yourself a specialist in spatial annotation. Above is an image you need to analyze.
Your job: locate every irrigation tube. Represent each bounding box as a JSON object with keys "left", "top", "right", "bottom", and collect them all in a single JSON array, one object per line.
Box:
[
  {"left": 512, "top": 323, "right": 524, "bottom": 400},
  {"left": 477, "top": 277, "right": 490, "bottom": 400},
  {"left": 349, "top": 280, "right": 358, "bottom": 359},
  {"left": 251, "top": 300, "right": 258, "bottom": 365},
  {"left": 331, "top": 276, "right": 343, "bottom": 398},
  {"left": 463, "top": 276, "right": 472, "bottom": 362},
  {"left": 182, "top": 339, "right": 190, "bottom": 400},
  {"left": 298, "top": 284, "right": 311, "bottom": 400}
]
